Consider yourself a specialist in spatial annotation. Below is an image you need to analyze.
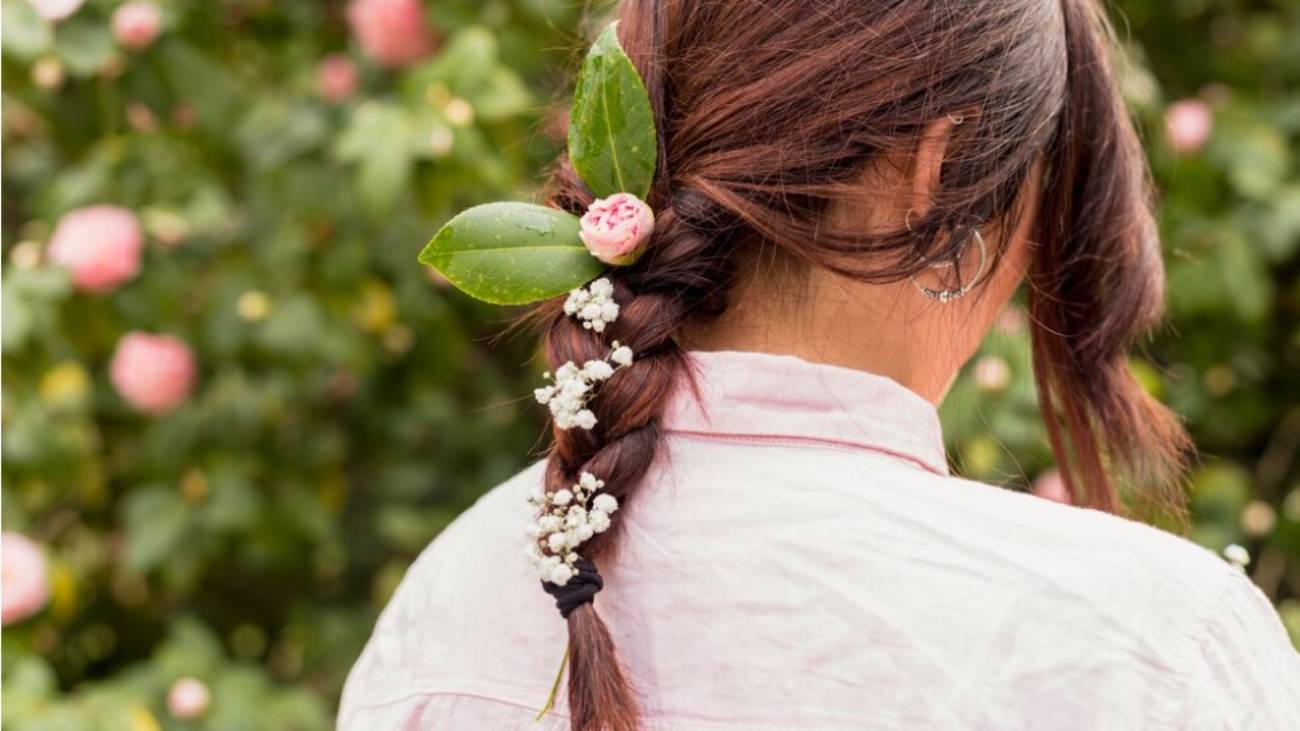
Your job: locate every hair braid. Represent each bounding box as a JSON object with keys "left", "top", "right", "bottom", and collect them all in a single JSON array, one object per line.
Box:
[{"left": 538, "top": 163, "right": 741, "bottom": 730}]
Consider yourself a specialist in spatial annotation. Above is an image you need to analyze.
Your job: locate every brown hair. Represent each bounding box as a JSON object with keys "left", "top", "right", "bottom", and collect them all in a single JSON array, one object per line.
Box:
[{"left": 535, "top": 1, "right": 1190, "bottom": 728}]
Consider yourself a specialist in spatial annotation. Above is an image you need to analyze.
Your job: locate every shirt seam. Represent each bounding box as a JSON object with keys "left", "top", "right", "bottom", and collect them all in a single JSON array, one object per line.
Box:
[{"left": 664, "top": 428, "right": 948, "bottom": 476}]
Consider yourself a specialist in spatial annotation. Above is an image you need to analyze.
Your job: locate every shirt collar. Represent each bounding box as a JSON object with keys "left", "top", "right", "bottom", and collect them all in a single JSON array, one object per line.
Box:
[{"left": 663, "top": 350, "right": 949, "bottom": 476}]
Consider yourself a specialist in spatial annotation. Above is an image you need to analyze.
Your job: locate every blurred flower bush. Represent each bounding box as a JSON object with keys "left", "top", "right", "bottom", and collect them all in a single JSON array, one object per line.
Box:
[{"left": 1, "top": 0, "right": 1298, "bottom": 727}]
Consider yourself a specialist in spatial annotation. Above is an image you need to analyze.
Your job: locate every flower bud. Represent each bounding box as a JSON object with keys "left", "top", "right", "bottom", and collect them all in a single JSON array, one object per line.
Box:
[
  {"left": 112, "top": 1, "right": 162, "bottom": 50},
  {"left": 578, "top": 193, "right": 654, "bottom": 266}
]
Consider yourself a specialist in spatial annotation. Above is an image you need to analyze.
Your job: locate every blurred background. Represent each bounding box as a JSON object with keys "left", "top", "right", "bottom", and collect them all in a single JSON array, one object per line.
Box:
[{"left": 2, "top": 0, "right": 1298, "bottom": 728}]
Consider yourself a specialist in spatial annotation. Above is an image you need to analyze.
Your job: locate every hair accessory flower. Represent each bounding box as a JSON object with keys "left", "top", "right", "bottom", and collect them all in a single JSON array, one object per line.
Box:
[
  {"left": 417, "top": 22, "right": 658, "bottom": 305},
  {"left": 525, "top": 471, "right": 620, "bottom": 586},
  {"left": 580, "top": 193, "right": 654, "bottom": 266},
  {"left": 533, "top": 339, "right": 634, "bottom": 431},
  {"left": 563, "top": 277, "right": 620, "bottom": 332}
]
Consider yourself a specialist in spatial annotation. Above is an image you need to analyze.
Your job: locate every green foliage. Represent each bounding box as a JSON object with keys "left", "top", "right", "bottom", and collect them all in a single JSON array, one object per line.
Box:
[
  {"left": 418, "top": 203, "right": 602, "bottom": 305},
  {"left": 2, "top": 1, "right": 1298, "bottom": 729},
  {"left": 567, "top": 22, "right": 657, "bottom": 199}
]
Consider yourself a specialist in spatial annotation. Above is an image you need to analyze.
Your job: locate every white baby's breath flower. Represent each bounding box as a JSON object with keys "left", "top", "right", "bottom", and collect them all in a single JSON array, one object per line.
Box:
[
  {"left": 566, "top": 278, "right": 620, "bottom": 332},
  {"left": 574, "top": 409, "right": 597, "bottom": 430},
  {"left": 610, "top": 344, "right": 633, "bottom": 367},
  {"left": 1223, "top": 543, "right": 1250, "bottom": 570},
  {"left": 548, "top": 562, "right": 575, "bottom": 585},
  {"left": 547, "top": 531, "right": 569, "bottom": 553},
  {"left": 583, "top": 359, "right": 614, "bottom": 381},
  {"left": 528, "top": 468, "right": 624, "bottom": 583},
  {"left": 589, "top": 278, "right": 614, "bottom": 298},
  {"left": 592, "top": 493, "right": 619, "bottom": 514}
]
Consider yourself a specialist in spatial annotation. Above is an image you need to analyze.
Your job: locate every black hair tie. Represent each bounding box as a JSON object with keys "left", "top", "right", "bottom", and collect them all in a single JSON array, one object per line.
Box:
[{"left": 541, "top": 557, "right": 603, "bottom": 619}]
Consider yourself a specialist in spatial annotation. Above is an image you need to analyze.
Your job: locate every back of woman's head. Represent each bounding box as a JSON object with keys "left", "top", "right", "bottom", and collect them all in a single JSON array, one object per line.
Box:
[{"left": 536, "top": 1, "right": 1189, "bottom": 728}]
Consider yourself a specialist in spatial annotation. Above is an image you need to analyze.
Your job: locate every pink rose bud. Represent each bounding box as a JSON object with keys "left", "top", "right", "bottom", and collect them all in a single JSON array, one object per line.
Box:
[
  {"left": 112, "top": 1, "right": 162, "bottom": 50},
  {"left": 346, "top": 0, "right": 434, "bottom": 68},
  {"left": 167, "top": 677, "right": 210, "bottom": 719},
  {"left": 1165, "top": 99, "right": 1212, "bottom": 155},
  {"left": 1032, "top": 470, "right": 1072, "bottom": 505},
  {"left": 47, "top": 205, "right": 144, "bottom": 293},
  {"left": 2, "top": 533, "right": 50, "bottom": 626},
  {"left": 26, "top": 0, "right": 84, "bottom": 22},
  {"left": 110, "top": 332, "right": 197, "bottom": 415},
  {"left": 317, "top": 55, "right": 359, "bottom": 103},
  {"left": 579, "top": 193, "right": 655, "bottom": 266}
]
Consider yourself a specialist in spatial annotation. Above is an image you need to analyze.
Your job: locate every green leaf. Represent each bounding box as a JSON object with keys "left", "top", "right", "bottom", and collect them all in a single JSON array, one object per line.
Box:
[
  {"left": 335, "top": 102, "right": 413, "bottom": 215},
  {"left": 567, "top": 22, "right": 657, "bottom": 198},
  {"left": 122, "top": 486, "right": 192, "bottom": 573},
  {"left": 418, "top": 202, "right": 604, "bottom": 305},
  {"left": 53, "top": 19, "right": 116, "bottom": 77},
  {"left": 1, "top": 0, "right": 52, "bottom": 62}
]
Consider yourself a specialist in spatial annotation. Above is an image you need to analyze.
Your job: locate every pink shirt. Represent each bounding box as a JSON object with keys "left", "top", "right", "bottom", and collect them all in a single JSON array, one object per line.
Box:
[{"left": 340, "top": 350, "right": 1300, "bottom": 730}]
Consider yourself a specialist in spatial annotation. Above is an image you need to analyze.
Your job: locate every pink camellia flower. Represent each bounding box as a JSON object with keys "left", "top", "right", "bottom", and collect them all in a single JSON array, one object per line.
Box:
[
  {"left": 1032, "top": 470, "right": 1072, "bottom": 505},
  {"left": 972, "top": 355, "right": 1010, "bottom": 392},
  {"left": 1165, "top": 99, "right": 1212, "bottom": 155},
  {"left": 2, "top": 533, "right": 50, "bottom": 626},
  {"left": 47, "top": 205, "right": 144, "bottom": 293},
  {"left": 112, "top": 1, "right": 162, "bottom": 50},
  {"left": 317, "top": 55, "right": 359, "bottom": 103},
  {"left": 346, "top": 0, "right": 434, "bottom": 68},
  {"left": 110, "top": 332, "right": 197, "bottom": 415},
  {"left": 579, "top": 193, "right": 655, "bottom": 266},
  {"left": 167, "top": 678, "right": 210, "bottom": 719},
  {"left": 26, "top": 0, "right": 84, "bottom": 22}
]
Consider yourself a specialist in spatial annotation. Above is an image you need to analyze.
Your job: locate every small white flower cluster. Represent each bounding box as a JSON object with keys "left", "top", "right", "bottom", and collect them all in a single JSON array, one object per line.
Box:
[
  {"left": 563, "top": 278, "right": 620, "bottom": 332},
  {"left": 532, "top": 343, "right": 630, "bottom": 430},
  {"left": 1222, "top": 543, "right": 1251, "bottom": 571},
  {"left": 525, "top": 471, "right": 620, "bottom": 585}
]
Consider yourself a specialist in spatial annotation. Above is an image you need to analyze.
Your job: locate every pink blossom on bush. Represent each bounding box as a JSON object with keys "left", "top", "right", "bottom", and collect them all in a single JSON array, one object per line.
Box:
[
  {"left": 317, "top": 55, "right": 359, "bottom": 102},
  {"left": 579, "top": 193, "right": 655, "bottom": 266},
  {"left": 346, "top": 0, "right": 434, "bottom": 68},
  {"left": 167, "top": 678, "right": 210, "bottom": 719},
  {"left": 112, "top": 1, "right": 162, "bottom": 50},
  {"left": 1165, "top": 99, "right": 1212, "bottom": 154},
  {"left": 26, "top": 0, "right": 83, "bottom": 22},
  {"left": 47, "top": 205, "right": 144, "bottom": 293},
  {"left": 1032, "top": 470, "right": 1072, "bottom": 505},
  {"left": 2, "top": 533, "right": 49, "bottom": 626},
  {"left": 972, "top": 356, "right": 1010, "bottom": 392},
  {"left": 110, "top": 332, "right": 197, "bottom": 415}
]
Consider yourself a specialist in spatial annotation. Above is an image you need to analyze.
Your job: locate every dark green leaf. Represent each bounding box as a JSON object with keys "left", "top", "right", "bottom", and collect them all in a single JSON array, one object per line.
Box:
[
  {"left": 418, "top": 202, "right": 603, "bottom": 305},
  {"left": 567, "top": 22, "right": 657, "bottom": 198}
]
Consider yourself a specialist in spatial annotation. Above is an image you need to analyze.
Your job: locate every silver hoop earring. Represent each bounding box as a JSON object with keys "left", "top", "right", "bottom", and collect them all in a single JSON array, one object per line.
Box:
[
  {"left": 948, "top": 112, "right": 965, "bottom": 125},
  {"left": 904, "top": 208, "right": 916, "bottom": 232},
  {"left": 911, "top": 228, "right": 988, "bottom": 304}
]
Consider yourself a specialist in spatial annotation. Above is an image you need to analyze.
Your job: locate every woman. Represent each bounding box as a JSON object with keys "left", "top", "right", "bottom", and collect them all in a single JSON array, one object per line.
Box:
[{"left": 340, "top": 0, "right": 1300, "bottom": 729}]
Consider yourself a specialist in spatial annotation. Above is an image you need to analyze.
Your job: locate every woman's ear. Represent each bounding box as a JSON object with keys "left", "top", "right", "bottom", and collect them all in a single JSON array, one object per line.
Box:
[{"left": 909, "top": 110, "right": 977, "bottom": 218}]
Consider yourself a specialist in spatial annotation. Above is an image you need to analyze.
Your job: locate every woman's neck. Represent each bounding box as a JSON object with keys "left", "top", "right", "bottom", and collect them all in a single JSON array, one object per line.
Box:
[{"left": 681, "top": 264, "right": 1005, "bottom": 406}]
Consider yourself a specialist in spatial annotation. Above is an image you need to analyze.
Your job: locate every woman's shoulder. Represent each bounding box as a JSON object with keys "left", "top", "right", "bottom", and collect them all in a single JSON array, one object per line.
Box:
[{"left": 928, "top": 469, "right": 1239, "bottom": 598}]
